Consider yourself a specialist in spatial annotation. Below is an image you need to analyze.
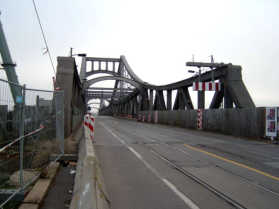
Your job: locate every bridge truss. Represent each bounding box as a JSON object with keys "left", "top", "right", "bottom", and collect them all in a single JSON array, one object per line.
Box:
[{"left": 79, "top": 55, "right": 255, "bottom": 116}]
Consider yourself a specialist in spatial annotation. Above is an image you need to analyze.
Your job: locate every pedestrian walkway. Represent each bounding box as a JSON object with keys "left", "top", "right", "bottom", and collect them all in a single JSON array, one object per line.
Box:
[{"left": 40, "top": 162, "right": 76, "bottom": 209}]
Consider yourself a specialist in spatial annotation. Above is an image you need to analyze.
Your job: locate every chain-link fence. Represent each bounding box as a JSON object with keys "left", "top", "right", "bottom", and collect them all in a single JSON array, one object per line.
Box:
[{"left": 0, "top": 78, "right": 64, "bottom": 208}]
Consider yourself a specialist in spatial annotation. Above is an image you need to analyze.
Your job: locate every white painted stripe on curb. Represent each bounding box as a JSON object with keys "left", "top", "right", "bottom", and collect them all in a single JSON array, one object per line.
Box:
[{"left": 100, "top": 122, "right": 200, "bottom": 209}]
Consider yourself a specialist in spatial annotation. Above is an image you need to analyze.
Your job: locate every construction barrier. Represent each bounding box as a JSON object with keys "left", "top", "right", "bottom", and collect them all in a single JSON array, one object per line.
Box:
[
  {"left": 193, "top": 81, "right": 220, "bottom": 91},
  {"left": 84, "top": 114, "right": 95, "bottom": 142}
]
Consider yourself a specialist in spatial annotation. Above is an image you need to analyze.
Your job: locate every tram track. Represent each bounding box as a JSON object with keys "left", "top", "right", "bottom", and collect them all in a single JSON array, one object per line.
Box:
[{"left": 148, "top": 146, "right": 248, "bottom": 209}]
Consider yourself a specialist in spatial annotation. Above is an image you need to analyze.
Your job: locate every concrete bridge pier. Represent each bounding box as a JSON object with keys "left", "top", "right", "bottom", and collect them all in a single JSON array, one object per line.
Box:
[{"left": 56, "top": 57, "right": 85, "bottom": 137}]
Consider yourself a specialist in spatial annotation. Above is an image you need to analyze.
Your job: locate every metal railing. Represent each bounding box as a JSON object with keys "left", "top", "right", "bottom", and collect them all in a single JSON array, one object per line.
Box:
[{"left": 0, "top": 78, "right": 64, "bottom": 208}]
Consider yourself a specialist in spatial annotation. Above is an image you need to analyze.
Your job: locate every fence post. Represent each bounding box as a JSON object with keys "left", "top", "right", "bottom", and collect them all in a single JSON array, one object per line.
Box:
[
  {"left": 19, "top": 84, "right": 26, "bottom": 187},
  {"left": 36, "top": 95, "right": 41, "bottom": 128}
]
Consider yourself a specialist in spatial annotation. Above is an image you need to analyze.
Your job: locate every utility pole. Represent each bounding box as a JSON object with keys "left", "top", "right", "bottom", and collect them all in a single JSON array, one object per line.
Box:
[{"left": 70, "top": 47, "right": 73, "bottom": 57}]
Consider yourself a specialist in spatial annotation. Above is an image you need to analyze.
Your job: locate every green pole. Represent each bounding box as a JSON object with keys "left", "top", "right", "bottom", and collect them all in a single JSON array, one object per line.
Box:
[{"left": 0, "top": 17, "right": 22, "bottom": 102}]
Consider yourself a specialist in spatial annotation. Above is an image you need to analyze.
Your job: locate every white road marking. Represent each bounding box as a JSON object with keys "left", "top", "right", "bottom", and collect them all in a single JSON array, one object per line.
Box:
[
  {"left": 100, "top": 122, "right": 200, "bottom": 209},
  {"left": 128, "top": 146, "right": 143, "bottom": 160},
  {"left": 163, "top": 178, "right": 200, "bottom": 209}
]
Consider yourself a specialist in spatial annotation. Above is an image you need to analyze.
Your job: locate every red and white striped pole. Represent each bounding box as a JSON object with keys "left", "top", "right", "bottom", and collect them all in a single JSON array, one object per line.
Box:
[
  {"left": 89, "top": 115, "right": 95, "bottom": 142},
  {"left": 197, "top": 109, "right": 203, "bottom": 130},
  {"left": 84, "top": 114, "right": 95, "bottom": 142}
]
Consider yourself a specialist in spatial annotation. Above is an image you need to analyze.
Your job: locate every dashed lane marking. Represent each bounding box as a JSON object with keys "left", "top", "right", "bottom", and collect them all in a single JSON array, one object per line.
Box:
[{"left": 99, "top": 122, "right": 200, "bottom": 209}]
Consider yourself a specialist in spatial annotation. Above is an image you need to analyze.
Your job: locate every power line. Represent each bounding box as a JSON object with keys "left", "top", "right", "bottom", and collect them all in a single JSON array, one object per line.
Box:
[{"left": 32, "top": 0, "right": 56, "bottom": 77}]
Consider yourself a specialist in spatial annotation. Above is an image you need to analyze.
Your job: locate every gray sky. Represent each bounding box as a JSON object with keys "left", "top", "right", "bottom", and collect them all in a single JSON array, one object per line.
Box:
[{"left": 1, "top": 0, "right": 279, "bottom": 107}]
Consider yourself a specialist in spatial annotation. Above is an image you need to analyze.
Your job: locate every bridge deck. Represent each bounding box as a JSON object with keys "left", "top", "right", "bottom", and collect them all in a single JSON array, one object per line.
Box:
[{"left": 94, "top": 116, "right": 279, "bottom": 209}]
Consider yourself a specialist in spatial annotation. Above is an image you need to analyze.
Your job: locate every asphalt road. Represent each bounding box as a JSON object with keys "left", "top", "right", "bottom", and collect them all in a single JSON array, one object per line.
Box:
[{"left": 94, "top": 116, "right": 279, "bottom": 209}]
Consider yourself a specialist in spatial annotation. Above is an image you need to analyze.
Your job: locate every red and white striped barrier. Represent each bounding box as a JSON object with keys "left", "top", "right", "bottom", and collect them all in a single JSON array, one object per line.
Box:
[
  {"left": 197, "top": 109, "right": 203, "bottom": 129},
  {"left": 84, "top": 114, "right": 95, "bottom": 142},
  {"left": 0, "top": 124, "right": 44, "bottom": 153},
  {"left": 193, "top": 82, "right": 220, "bottom": 91}
]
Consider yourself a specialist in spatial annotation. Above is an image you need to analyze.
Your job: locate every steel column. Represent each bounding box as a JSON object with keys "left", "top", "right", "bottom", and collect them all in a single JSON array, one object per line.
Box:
[
  {"left": 167, "top": 90, "right": 172, "bottom": 110},
  {"left": 173, "top": 91, "right": 179, "bottom": 110},
  {"left": 79, "top": 56, "right": 87, "bottom": 83},
  {"left": 224, "top": 85, "right": 233, "bottom": 108},
  {"left": 181, "top": 88, "right": 193, "bottom": 109},
  {"left": 149, "top": 89, "right": 154, "bottom": 111},
  {"left": 178, "top": 90, "right": 185, "bottom": 110},
  {"left": 198, "top": 91, "right": 205, "bottom": 109}
]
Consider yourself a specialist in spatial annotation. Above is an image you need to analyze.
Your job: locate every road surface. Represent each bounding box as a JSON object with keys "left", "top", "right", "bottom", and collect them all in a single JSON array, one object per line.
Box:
[{"left": 94, "top": 116, "right": 279, "bottom": 209}]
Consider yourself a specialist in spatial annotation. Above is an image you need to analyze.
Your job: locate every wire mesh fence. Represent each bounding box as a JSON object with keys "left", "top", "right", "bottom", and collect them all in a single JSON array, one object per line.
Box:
[{"left": 0, "top": 78, "right": 64, "bottom": 208}]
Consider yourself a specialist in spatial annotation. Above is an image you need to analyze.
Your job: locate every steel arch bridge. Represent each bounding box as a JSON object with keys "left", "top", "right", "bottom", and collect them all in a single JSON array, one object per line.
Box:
[{"left": 79, "top": 55, "right": 255, "bottom": 116}]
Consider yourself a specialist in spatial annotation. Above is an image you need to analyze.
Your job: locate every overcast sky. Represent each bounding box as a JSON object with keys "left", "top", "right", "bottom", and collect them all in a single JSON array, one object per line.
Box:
[{"left": 1, "top": 0, "right": 279, "bottom": 107}]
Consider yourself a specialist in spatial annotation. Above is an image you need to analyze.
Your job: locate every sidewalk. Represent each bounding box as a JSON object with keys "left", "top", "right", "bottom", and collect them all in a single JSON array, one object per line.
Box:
[
  {"left": 40, "top": 163, "right": 76, "bottom": 209},
  {"left": 39, "top": 126, "right": 83, "bottom": 209}
]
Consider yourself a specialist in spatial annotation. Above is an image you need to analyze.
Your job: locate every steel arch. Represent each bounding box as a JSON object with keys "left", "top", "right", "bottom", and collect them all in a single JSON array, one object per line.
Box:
[
  {"left": 86, "top": 71, "right": 120, "bottom": 77},
  {"left": 84, "top": 76, "right": 141, "bottom": 89}
]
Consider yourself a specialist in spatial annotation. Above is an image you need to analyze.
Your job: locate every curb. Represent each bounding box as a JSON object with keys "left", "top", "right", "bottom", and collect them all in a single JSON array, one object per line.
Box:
[
  {"left": 18, "top": 162, "right": 60, "bottom": 209},
  {"left": 70, "top": 125, "right": 110, "bottom": 209}
]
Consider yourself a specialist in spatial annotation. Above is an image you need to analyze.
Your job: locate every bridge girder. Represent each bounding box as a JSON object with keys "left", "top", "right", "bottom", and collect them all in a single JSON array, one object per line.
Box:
[
  {"left": 78, "top": 55, "right": 255, "bottom": 117},
  {"left": 86, "top": 70, "right": 120, "bottom": 78},
  {"left": 84, "top": 76, "right": 141, "bottom": 89}
]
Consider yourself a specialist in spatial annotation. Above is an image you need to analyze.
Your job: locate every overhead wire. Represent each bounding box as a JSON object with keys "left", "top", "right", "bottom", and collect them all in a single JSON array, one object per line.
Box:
[{"left": 31, "top": 0, "right": 56, "bottom": 77}]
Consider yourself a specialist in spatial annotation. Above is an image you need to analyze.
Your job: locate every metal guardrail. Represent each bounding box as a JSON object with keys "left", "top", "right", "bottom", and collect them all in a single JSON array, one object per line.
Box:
[{"left": 0, "top": 78, "right": 64, "bottom": 208}]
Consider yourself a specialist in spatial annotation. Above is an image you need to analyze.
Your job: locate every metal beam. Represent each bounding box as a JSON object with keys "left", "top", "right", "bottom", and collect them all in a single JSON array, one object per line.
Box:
[
  {"left": 198, "top": 91, "right": 205, "bottom": 109},
  {"left": 178, "top": 89, "right": 185, "bottom": 110},
  {"left": 154, "top": 90, "right": 166, "bottom": 110},
  {"left": 0, "top": 18, "right": 22, "bottom": 102},
  {"left": 167, "top": 90, "right": 172, "bottom": 110},
  {"left": 210, "top": 87, "right": 224, "bottom": 109},
  {"left": 86, "top": 70, "right": 120, "bottom": 77},
  {"left": 186, "top": 62, "right": 227, "bottom": 68},
  {"left": 79, "top": 56, "right": 87, "bottom": 82},
  {"left": 143, "top": 67, "right": 226, "bottom": 91},
  {"left": 84, "top": 76, "right": 141, "bottom": 89},
  {"left": 86, "top": 92, "right": 131, "bottom": 99},
  {"left": 87, "top": 87, "right": 134, "bottom": 91},
  {"left": 149, "top": 89, "right": 154, "bottom": 111},
  {"left": 173, "top": 91, "right": 179, "bottom": 110},
  {"left": 224, "top": 65, "right": 255, "bottom": 108},
  {"left": 181, "top": 88, "right": 193, "bottom": 109},
  {"left": 86, "top": 57, "right": 120, "bottom": 62}
]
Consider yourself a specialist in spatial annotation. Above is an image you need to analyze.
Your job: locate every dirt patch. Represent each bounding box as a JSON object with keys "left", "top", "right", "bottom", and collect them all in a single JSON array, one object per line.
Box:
[
  {"left": 30, "top": 140, "right": 56, "bottom": 168},
  {"left": 64, "top": 125, "right": 83, "bottom": 154},
  {"left": 30, "top": 124, "right": 83, "bottom": 168},
  {"left": 9, "top": 170, "right": 39, "bottom": 187}
]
